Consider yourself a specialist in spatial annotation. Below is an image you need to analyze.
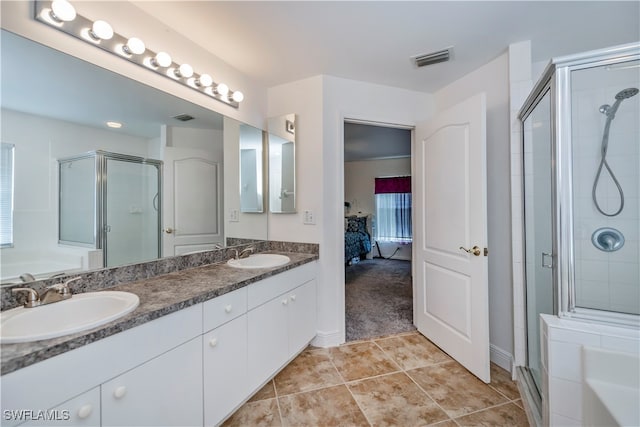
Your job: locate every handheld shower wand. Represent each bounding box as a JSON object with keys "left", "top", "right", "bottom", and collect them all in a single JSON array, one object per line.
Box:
[{"left": 592, "top": 87, "right": 638, "bottom": 217}]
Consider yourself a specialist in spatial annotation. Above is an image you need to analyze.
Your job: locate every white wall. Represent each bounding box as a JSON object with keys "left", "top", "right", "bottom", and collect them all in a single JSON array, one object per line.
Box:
[
  {"left": 344, "top": 158, "right": 411, "bottom": 216},
  {"left": 269, "top": 75, "right": 432, "bottom": 346},
  {"left": 0, "top": 1, "right": 267, "bottom": 129},
  {"left": 434, "top": 53, "right": 514, "bottom": 367}
]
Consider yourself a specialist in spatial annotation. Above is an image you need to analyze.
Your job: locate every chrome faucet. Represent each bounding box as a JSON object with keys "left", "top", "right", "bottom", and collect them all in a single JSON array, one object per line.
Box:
[
  {"left": 232, "top": 246, "right": 255, "bottom": 260},
  {"left": 11, "top": 277, "right": 81, "bottom": 308}
]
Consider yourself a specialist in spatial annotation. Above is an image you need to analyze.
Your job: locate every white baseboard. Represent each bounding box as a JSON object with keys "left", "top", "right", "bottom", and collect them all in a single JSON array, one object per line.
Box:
[
  {"left": 311, "top": 330, "right": 343, "bottom": 348},
  {"left": 490, "top": 344, "right": 513, "bottom": 372}
]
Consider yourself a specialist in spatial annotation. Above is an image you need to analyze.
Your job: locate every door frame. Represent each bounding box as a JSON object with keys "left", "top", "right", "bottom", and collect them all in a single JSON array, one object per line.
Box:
[{"left": 339, "top": 115, "right": 417, "bottom": 342}]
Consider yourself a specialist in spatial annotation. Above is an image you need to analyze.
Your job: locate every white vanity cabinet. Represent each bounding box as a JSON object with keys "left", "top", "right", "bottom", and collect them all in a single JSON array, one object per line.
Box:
[
  {"left": 21, "top": 387, "right": 101, "bottom": 427},
  {"left": 247, "top": 263, "right": 317, "bottom": 392},
  {"left": 101, "top": 337, "right": 202, "bottom": 427},
  {"left": 202, "top": 288, "right": 248, "bottom": 427},
  {"left": 1, "top": 260, "right": 318, "bottom": 427}
]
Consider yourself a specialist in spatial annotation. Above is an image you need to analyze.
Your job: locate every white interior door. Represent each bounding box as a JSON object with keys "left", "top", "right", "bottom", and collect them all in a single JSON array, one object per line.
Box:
[
  {"left": 414, "top": 92, "right": 489, "bottom": 382},
  {"left": 162, "top": 147, "right": 223, "bottom": 256}
]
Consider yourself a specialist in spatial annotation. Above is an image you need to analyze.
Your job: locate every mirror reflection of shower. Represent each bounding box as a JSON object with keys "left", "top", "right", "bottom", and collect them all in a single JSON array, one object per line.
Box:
[{"left": 592, "top": 87, "right": 639, "bottom": 216}]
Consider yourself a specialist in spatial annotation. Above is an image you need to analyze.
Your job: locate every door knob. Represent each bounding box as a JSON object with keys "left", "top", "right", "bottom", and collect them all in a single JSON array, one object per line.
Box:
[
  {"left": 163, "top": 227, "right": 173, "bottom": 234},
  {"left": 459, "top": 246, "right": 481, "bottom": 256}
]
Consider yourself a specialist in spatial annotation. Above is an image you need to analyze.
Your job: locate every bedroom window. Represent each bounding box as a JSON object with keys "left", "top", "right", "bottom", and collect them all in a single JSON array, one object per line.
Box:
[{"left": 374, "top": 176, "right": 412, "bottom": 242}]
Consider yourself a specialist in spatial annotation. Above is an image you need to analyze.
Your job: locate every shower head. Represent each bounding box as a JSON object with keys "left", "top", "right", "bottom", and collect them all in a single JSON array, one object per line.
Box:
[{"left": 615, "top": 87, "right": 639, "bottom": 100}]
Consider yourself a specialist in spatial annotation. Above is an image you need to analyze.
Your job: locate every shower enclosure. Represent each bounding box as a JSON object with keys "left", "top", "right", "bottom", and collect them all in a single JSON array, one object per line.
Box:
[
  {"left": 59, "top": 150, "right": 163, "bottom": 268},
  {"left": 518, "top": 42, "right": 639, "bottom": 419}
]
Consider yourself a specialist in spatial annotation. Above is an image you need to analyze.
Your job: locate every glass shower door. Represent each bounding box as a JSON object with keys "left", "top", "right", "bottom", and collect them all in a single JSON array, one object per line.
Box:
[
  {"left": 523, "top": 89, "right": 555, "bottom": 393},
  {"left": 104, "top": 158, "right": 160, "bottom": 267}
]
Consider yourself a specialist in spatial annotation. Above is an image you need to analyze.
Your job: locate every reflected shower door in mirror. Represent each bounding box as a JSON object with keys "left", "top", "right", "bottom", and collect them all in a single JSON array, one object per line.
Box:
[
  {"left": 239, "top": 124, "right": 264, "bottom": 213},
  {"left": 268, "top": 114, "right": 296, "bottom": 213},
  {"left": 59, "top": 151, "right": 162, "bottom": 269},
  {"left": 0, "top": 30, "right": 268, "bottom": 283},
  {"left": 223, "top": 118, "right": 268, "bottom": 244}
]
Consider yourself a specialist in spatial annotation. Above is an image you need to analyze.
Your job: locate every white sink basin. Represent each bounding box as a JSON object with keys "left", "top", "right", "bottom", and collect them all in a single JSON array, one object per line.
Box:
[
  {"left": 0, "top": 291, "right": 139, "bottom": 344},
  {"left": 227, "top": 254, "right": 290, "bottom": 269}
]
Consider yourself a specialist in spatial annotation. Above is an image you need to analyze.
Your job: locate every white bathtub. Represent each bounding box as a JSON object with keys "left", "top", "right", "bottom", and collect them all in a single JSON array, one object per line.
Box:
[{"left": 582, "top": 346, "right": 640, "bottom": 426}]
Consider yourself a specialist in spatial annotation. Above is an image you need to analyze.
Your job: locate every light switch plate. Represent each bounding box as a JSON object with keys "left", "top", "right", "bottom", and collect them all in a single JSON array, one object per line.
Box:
[
  {"left": 303, "top": 210, "right": 315, "bottom": 225},
  {"left": 229, "top": 209, "right": 239, "bottom": 222}
]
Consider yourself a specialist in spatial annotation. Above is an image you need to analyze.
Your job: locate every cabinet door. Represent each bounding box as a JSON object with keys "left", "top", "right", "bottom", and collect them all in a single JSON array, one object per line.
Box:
[
  {"left": 20, "top": 387, "right": 100, "bottom": 427},
  {"left": 203, "top": 315, "right": 248, "bottom": 426},
  {"left": 102, "top": 337, "right": 202, "bottom": 427},
  {"left": 247, "top": 296, "right": 288, "bottom": 392},
  {"left": 288, "top": 279, "right": 317, "bottom": 354}
]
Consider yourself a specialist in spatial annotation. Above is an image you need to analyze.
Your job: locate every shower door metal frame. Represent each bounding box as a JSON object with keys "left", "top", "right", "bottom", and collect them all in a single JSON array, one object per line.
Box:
[
  {"left": 553, "top": 43, "right": 640, "bottom": 328},
  {"left": 99, "top": 151, "right": 163, "bottom": 268},
  {"left": 58, "top": 150, "right": 163, "bottom": 268}
]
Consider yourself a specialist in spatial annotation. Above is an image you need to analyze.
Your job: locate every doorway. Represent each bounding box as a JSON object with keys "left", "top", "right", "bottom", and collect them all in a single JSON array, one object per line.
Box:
[{"left": 343, "top": 120, "right": 414, "bottom": 341}]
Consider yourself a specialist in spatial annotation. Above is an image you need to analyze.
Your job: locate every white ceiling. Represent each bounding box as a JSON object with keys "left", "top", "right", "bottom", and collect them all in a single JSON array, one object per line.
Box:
[{"left": 133, "top": 1, "right": 640, "bottom": 93}]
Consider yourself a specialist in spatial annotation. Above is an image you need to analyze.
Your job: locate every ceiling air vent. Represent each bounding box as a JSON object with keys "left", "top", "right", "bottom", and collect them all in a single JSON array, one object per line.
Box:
[
  {"left": 173, "top": 114, "right": 195, "bottom": 122},
  {"left": 413, "top": 48, "right": 452, "bottom": 68}
]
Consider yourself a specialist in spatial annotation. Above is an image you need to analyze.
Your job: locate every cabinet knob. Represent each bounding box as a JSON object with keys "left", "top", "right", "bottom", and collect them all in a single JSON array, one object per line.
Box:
[
  {"left": 224, "top": 305, "right": 232, "bottom": 313},
  {"left": 113, "top": 386, "right": 127, "bottom": 399},
  {"left": 77, "top": 404, "right": 93, "bottom": 419},
  {"left": 209, "top": 338, "right": 218, "bottom": 347},
  {"left": 282, "top": 299, "right": 288, "bottom": 305},
  {"left": 290, "top": 294, "right": 296, "bottom": 302}
]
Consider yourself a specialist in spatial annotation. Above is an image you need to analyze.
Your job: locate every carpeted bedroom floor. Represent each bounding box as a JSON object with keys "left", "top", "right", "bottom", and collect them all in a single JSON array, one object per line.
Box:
[{"left": 345, "top": 258, "right": 416, "bottom": 342}]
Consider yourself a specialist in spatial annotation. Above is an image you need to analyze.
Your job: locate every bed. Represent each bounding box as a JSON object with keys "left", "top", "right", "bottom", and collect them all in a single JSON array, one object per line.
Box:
[{"left": 344, "top": 214, "right": 372, "bottom": 264}]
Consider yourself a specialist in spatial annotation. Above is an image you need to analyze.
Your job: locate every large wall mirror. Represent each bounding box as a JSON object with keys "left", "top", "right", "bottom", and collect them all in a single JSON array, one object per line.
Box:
[
  {"left": 268, "top": 114, "right": 296, "bottom": 213},
  {"left": 0, "top": 30, "right": 267, "bottom": 283}
]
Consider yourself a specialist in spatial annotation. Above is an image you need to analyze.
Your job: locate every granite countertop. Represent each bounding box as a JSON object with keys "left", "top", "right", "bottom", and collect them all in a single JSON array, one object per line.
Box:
[{"left": 1, "top": 251, "right": 318, "bottom": 375}]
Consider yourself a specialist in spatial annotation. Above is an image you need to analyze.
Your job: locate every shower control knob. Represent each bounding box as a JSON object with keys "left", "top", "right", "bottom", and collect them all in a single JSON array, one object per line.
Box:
[{"left": 163, "top": 227, "right": 173, "bottom": 234}]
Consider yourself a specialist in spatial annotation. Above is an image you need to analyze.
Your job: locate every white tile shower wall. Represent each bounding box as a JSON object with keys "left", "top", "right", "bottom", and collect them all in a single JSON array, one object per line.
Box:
[
  {"left": 541, "top": 314, "right": 640, "bottom": 426},
  {"left": 571, "top": 63, "right": 640, "bottom": 314},
  {"left": 509, "top": 40, "right": 533, "bottom": 370}
]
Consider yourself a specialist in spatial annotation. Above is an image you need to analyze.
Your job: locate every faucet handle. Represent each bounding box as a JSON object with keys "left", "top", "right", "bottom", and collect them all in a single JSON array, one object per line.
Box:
[
  {"left": 11, "top": 288, "right": 41, "bottom": 308},
  {"left": 49, "top": 277, "right": 80, "bottom": 296}
]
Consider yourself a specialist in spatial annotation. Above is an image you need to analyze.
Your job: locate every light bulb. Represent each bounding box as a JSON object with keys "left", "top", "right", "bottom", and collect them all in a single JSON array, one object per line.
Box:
[
  {"left": 152, "top": 52, "right": 172, "bottom": 68},
  {"left": 90, "top": 20, "right": 113, "bottom": 40},
  {"left": 196, "top": 73, "right": 213, "bottom": 87},
  {"left": 215, "top": 83, "right": 229, "bottom": 96},
  {"left": 174, "top": 63, "right": 193, "bottom": 78},
  {"left": 123, "top": 37, "right": 145, "bottom": 55},
  {"left": 231, "top": 91, "right": 244, "bottom": 103},
  {"left": 50, "top": 0, "right": 76, "bottom": 22}
]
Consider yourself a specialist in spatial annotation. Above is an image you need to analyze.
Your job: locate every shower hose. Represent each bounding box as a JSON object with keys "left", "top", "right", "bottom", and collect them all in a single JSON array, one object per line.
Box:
[{"left": 591, "top": 117, "right": 624, "bottom": 217}]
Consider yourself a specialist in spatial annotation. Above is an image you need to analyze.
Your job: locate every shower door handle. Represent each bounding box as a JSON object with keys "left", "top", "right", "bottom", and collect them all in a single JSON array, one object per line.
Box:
[{"left": 541, "top": 252, "right": 553, "bottom": 268}]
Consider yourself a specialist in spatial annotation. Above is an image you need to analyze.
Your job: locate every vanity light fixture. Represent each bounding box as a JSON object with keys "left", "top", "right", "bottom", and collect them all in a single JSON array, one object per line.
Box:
[
  {"left": 34, "top": 0, "right": 243, "bottom": 108},
  {"left": 106, "top": 121, "right": 122, "bottom": 129},
  {"left": 89, "top": 20, "right": 113, "bottom": 41},
  {"left": 50, "top": 0, "right": 76, "bottom": 22},
  {"left": 195, "top": 73, "right": 213, "bottom": 87},
  {"left": 123, "top": 37, "right": 145, "bottom": 56},
  {"left": 174, "top": 63, "right": 194, "bottom": 79},
  {"left": 151, "top": 51, "right": 172, "bottom": 68}
]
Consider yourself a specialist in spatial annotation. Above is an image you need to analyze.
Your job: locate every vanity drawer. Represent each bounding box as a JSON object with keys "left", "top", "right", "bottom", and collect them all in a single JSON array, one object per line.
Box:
[{"left": 203, "top": 287, "right": 247, "bottom": 332}]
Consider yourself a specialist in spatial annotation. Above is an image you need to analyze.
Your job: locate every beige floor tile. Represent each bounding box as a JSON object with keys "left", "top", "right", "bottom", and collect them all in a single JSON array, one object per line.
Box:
[
  {"left": 348, "top": 372, "right": 450, "bottom": 426},
  {"left": 329, "top": 341, "right": 400, "bottom": 382},
  {"left": 278, "top": 384, "right": 369, "bottom": 427},
  {"left": 429, "top": 420, "right": 458, "bottom": 427},
  {"left": 249, "top": 380, "right": 277, "bottom": 402},
  {"left": 513, "top": 399, "right": 524, "bottom": 410},
  {"left": 407, "top": 361, "right": 508, "bottom": 418},
  {"left": 454, "top": 402, "right": 530, "bottom": 426},
  {"left": 489, "top": 363, "right": 521, "bottom": 401},
  {"left": 274, "top": 350, "right": 343, "bottom": 395},
  {"left": 222, "top": 398, "right": 281, "bottom": 427},
  {"left": 376, "top": 333, "right": 452, "bottom": 370}
]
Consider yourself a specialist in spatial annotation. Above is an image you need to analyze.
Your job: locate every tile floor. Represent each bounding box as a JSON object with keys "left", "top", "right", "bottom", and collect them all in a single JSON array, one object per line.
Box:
[{"left": 223, "top": 331, "right": 529, "bottom": 426}]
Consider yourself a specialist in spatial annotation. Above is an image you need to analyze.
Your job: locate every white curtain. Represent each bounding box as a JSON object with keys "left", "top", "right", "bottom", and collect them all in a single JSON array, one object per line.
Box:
[{"left": 375, "top": 193, "right": 412, "bottom": 242}]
